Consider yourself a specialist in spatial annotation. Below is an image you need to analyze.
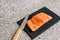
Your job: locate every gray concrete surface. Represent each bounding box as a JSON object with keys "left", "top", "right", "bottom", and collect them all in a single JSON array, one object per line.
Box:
[{"left": 0, "top": 0, "right": 60, "bottom": 40}]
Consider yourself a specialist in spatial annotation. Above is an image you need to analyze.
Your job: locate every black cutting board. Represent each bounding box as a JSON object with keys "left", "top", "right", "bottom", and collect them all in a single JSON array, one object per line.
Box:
[{"left": 17, "top": 7, "right": 60, "bottom": 39}]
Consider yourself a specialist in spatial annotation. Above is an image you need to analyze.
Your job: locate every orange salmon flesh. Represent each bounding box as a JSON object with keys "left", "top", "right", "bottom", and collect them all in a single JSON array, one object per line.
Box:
[{"left": 27, "top": 12, "right": 52, "bottom": 31}]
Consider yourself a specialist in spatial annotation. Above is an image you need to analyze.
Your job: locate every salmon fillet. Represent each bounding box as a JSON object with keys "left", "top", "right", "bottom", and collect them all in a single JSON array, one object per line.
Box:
[{"left": 27, "top": 12, "right": 52, "bottom": 31}]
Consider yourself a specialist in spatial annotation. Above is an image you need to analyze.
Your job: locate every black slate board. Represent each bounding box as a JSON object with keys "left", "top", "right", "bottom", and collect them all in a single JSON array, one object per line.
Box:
[{"left": 17, "top": 7, "right": 60, "bottom": 39}]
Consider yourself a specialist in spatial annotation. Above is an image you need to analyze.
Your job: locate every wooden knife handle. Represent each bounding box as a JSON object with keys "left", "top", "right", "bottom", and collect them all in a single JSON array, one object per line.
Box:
[{"left": 12, "top": 28, "right": 22, "bottom": 40}]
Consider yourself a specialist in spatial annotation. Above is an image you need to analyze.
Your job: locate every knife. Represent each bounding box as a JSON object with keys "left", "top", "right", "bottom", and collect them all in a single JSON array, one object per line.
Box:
[{"left": 12, "top": 14, "right": 29, "bottom": 40}]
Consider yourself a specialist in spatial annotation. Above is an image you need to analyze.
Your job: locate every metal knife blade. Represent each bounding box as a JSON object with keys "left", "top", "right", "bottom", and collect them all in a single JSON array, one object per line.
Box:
[{"left": 20, "top": 14, "right": 29, "bottom": 29}]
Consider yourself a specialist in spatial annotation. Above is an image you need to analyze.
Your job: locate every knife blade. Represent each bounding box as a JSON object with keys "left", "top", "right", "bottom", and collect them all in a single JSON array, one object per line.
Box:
[{"left": 20, "top": 14, "right": 29, "bottom": 29}]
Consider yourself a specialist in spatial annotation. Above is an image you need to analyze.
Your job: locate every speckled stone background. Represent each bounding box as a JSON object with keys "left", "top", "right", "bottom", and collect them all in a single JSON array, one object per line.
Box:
[{"left": 0, "top": 0, "right": 60, "bottom": 40}]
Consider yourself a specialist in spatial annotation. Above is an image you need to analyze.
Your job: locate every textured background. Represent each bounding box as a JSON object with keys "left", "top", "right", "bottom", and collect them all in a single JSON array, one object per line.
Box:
[{"left": 0, "top": 0, "right": 60, "bottom": 40}]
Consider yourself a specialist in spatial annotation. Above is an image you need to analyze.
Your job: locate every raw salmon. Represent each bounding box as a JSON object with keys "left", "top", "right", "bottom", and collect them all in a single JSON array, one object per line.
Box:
[{"left": 27, "top": 12, "right": 52, "bottom": 31}]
